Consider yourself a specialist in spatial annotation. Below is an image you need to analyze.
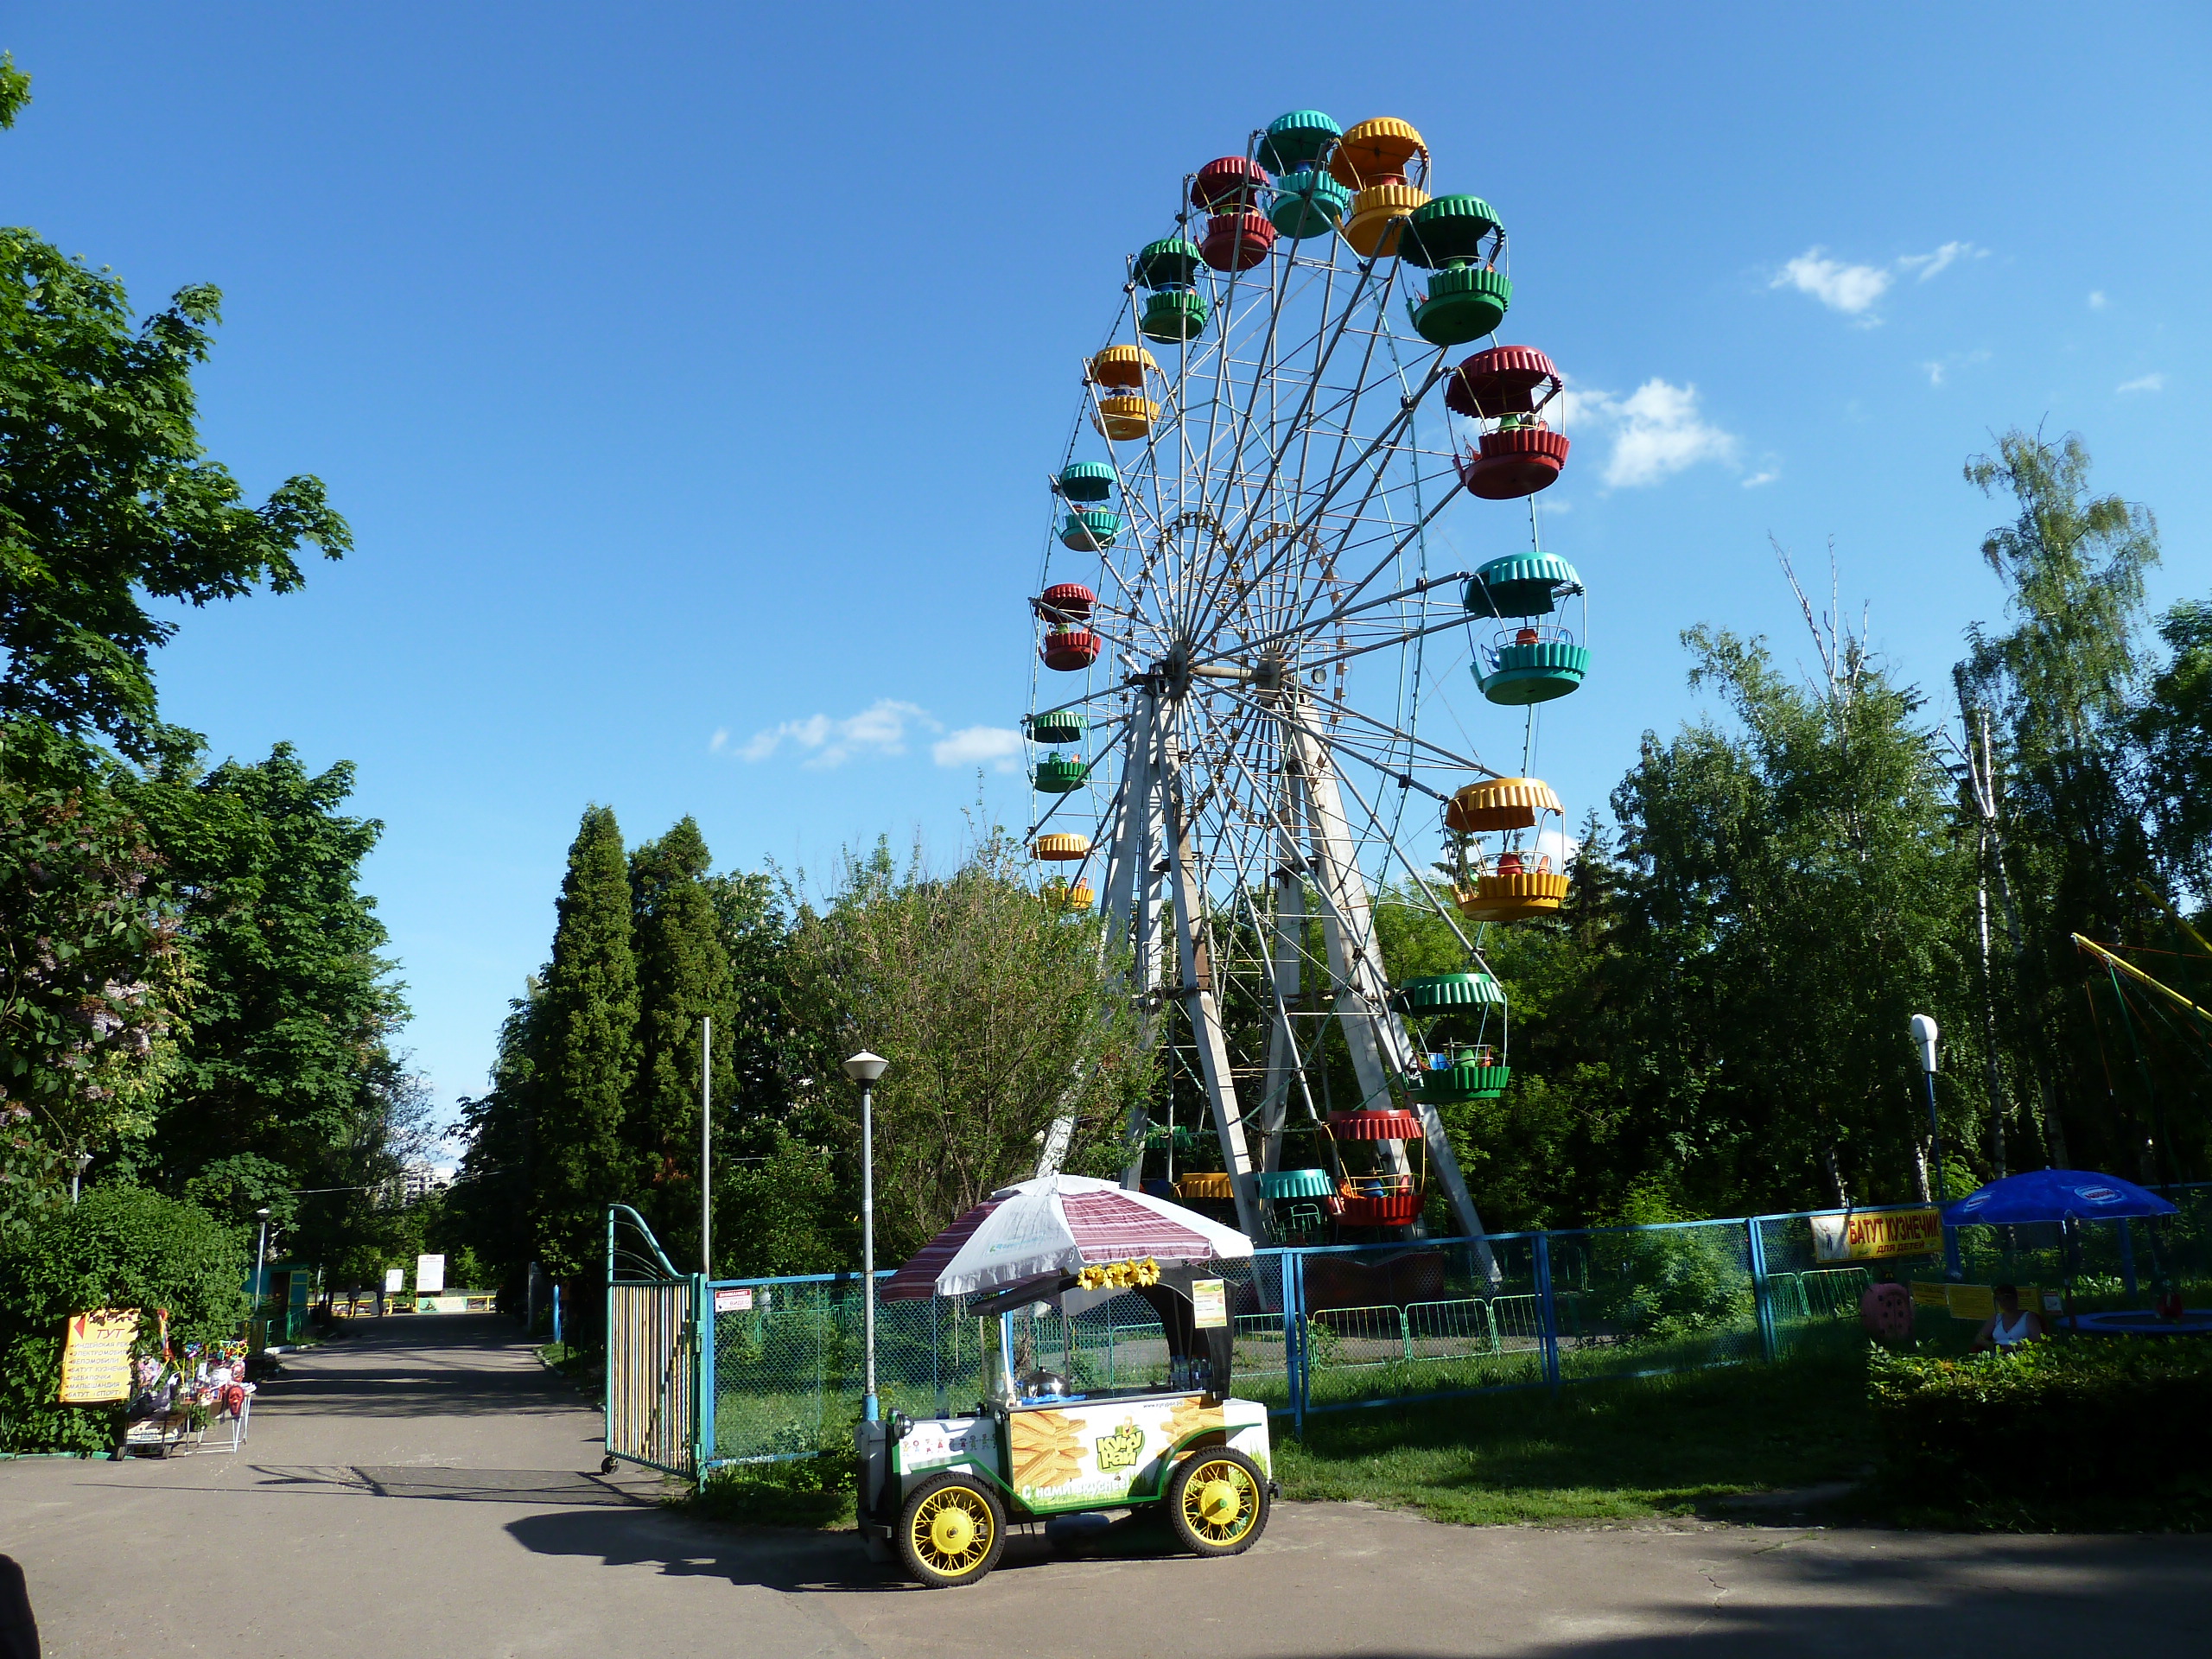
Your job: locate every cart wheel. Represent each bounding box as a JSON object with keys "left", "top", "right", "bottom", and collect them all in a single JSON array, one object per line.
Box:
[
  {"left": 897, "top": 1473, "right": 1006, "bottom": 1588},
  {"left": 1165, "top": 1448, "right": 1268, "bottom": 1557}
]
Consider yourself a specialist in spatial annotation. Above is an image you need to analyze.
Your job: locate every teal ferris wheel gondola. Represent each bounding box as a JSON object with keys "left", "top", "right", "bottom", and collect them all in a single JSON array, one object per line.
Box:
[{"left": 1465, "top": 552, "right": 1589, "bottom": 705}]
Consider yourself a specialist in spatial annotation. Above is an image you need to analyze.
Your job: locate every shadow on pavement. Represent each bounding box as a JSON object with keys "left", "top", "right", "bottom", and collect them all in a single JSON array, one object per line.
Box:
[
  {"left": 504, "top": 1508, "right": 1164, "bottom": 1594},
  {"left": 246, "top": 1465, "right": 652, "bottom": 1505},
  {"left": 252, "top": 1313, "right": 588, "bottom": 1418}
]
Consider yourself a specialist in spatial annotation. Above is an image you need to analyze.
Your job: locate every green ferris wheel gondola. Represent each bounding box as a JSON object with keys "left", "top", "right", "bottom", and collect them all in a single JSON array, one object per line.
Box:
[
  {"left": 1141, "top": 290, "right": 1209, "bottom": 341},
  {"left": 1026, "top": 709, "right": 1085, "bottom": 747},
  {"left": 1415, "top": 1053, "right": 1512, "bottom": 1103},
  {"left": 1391, "top": 971, "right": 1507, "bottom": 1012},
  {"left": 1032, "top": 754, "right": 1089, "bottom": 793}
]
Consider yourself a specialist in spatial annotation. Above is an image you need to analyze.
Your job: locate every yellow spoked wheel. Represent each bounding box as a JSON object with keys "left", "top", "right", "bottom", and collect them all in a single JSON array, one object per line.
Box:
[
  {"left": 897, "top": 1474, "right": 1006, "bottom": 1588},
  {"left": 1165, "top": 1447, "right": 1269, "bottom": 1557}
]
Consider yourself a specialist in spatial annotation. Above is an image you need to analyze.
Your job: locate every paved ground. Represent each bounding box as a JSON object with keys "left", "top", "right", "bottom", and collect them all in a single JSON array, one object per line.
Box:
[{"left": 5, "top": 1313, "right": 2205, "bottom": 1657}]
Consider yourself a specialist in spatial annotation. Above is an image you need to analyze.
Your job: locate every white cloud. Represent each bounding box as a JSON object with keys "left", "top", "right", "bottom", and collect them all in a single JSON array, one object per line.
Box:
[
  {"left": 1773, "top": 240, "right": 1984, "bottom": 323},
  {"left": 1563, "top": 378, "right": 1738, "bottom": 488},
  {"left": 2117, "top": 372, "right": 2164, "bottom": 394},
  {"left": 1772, "top": 248, "right": 1891, "bottom": 318},
  {"left": 734, "top": 699, "right": 938, "bottom": 768},
  {"left": 2088, "top": 290, "right": 2108, "bottom": 309},
  {"left": 1897, "top": 240, "right": 1983, "bottom": 282},
  {"left": 1741, "top": 469, "right": 1779, "bottom": 490},
  {"left": 932, "top": 726, "right": 1025, "bottom": 772},
  {"left": 1534, "top": 826, "right": 1579, "bottom": 873}
]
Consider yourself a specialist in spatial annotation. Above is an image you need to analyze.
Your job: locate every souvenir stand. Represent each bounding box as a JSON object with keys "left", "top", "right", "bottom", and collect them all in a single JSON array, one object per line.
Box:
[{"left": 121, "top": 1341, "right": 256, "bottom": 1459}]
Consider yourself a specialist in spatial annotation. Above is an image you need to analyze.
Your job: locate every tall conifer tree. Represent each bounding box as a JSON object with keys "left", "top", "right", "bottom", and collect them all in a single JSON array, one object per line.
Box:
[
  {"left": 531, "top": 805, "right": 637, "bottom": 1281},
  {"left": 627, "top": 817, "right": 734, "bottom": 1268}
]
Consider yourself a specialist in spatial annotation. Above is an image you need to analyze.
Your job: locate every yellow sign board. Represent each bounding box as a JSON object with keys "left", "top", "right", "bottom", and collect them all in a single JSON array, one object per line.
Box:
[
  {"left": 1811, "top": 1206, "right": 1943, "bottom": 1263},
  {"left": 1190, "top": 1278, "right": 1228, "bottom": 1330},
  {"left": 58, "top": 1307, "right": 139, "bottom": 1403}
]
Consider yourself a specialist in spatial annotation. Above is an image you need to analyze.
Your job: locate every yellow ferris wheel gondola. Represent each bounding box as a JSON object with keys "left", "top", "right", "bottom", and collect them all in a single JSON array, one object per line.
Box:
[
  {"left": 1445, "top": 778, "right": 1569, "bottom": 921},
  {"left": 1088, "top": 346, "right": 1161, "bottom": 440}
]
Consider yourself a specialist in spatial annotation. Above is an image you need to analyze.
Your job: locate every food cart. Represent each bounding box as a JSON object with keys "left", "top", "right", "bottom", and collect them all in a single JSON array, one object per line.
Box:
[{"left": 856, "top": 1174, "right": 1275, "bottom": 1587}]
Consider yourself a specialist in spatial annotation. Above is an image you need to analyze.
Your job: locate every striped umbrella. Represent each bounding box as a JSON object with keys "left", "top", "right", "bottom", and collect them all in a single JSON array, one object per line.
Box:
[{"left": 880, "top": 1173, "right": 1251, "bottom": 1302}]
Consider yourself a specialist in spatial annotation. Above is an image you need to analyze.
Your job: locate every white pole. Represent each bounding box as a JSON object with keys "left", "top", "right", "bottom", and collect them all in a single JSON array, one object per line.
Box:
[
  {"left": 861, "top": 1078, "right": 877, "bottom": 1421},
  {"left": 842, "top": 1052, "right": 888, "bottom": 1424},
  {"left": 700, "top": 1015, "right": 712, "bottom": 1277},
  {"left": 253, "top": 1208, "right": 271, "bottom": 1346}
]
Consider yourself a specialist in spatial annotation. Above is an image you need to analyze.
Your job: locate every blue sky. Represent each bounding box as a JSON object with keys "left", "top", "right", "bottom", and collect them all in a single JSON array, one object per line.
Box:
[{"left": 9, "top": 5, "right": 2207, "bottom": 1135}]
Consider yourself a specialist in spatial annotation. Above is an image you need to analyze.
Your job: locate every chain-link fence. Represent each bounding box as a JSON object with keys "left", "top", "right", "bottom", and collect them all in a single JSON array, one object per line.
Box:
[{"left": 635, "top": 1183, "right": 2212, "bottom": 1478}]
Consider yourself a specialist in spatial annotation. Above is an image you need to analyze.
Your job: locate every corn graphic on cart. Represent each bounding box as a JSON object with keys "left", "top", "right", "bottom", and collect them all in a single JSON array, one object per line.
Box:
[{"left": 856, "top": 1175, "right": 1276, "bottom": 1588}]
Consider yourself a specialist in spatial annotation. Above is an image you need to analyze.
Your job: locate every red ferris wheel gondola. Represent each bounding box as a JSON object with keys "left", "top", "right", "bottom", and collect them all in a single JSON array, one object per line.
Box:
[{"left": 1445, "top": 346, "right": 1570, "bottom": 499}]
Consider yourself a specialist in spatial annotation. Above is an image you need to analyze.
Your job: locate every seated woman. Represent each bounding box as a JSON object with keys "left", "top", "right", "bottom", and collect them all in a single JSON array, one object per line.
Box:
[{"left": 1970, "top": 1283, "right": 2044, "bottom": 1353}]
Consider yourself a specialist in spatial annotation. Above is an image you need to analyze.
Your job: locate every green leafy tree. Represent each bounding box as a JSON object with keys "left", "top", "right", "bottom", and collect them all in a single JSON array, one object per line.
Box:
[
  {"left": 1590, "top": 604, "right": 1972, "bottom": 1213},
  {"left": 0, "top": 779, "right": 186, "bottom": 1224},
  {"left": 531, "top": 805, "right": 639, "bottom": 1283},
  {"left": 0, "top": 231, "right": 348, "bottom": 770},
  {"left": 1955, "top": 430, "right": 2166, "bottom": 1174},
  {"left": 0, "top": 1185, "right": 246, "bottom": 1452},
  {"left": 123, "top": 745, "right": 407, "bottom": 1186},
  {"left": 780, "top": 831, "right": 1154, "bottom": 1262},
  {"left": 448, "top": 985, "right": 544, "bottom": 1303},
  {"left": 2137, "top": 597, "right": 2212, "bottom": 899}
]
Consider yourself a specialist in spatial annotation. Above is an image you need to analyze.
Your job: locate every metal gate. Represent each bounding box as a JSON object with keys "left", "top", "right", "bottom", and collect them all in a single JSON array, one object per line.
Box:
[{"left": 605, "top": 1205, "right": 697, "bottom": 1478}]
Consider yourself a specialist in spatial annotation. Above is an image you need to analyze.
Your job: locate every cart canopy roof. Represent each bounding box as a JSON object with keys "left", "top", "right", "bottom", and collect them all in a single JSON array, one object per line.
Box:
[{"left": 881, "top": 1173, "right": 1252, "bottom": 1301}]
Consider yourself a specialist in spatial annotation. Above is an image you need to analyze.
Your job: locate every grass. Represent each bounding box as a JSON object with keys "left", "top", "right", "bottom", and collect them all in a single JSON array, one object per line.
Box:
[
  {"left": 1276, "top": 1340, "right": 1873, "bottom": 1527},
  {"left": 685, "top": 1463, "right": 858, "bottom": 1530}
]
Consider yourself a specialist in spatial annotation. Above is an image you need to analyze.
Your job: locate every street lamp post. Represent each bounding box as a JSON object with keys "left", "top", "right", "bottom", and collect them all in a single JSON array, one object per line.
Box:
[
  {"left": 842, "top": 1051, "right": 888, "bottom": 1424},
  {"left": 71, "top": 1149, "right": 92, "bottom": 1205},
  {"left": 1910, "top": 1014, "right": 1945, "bottom": 1202},
  {"left": 1910, "top": 1014, "right": 1964, "bottom": 1280},
  {"left": 252, "top": 1207, "right": 273, "bottom": 1347}
]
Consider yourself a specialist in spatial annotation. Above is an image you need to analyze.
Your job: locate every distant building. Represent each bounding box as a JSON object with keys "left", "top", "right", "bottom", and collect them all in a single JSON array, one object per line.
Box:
[{"left": 399, "top": 1164, "right": 451, "bottom": 1203}]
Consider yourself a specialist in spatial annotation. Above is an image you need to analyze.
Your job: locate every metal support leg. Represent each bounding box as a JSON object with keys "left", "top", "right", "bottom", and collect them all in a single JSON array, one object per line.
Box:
[{"left": 1166, "top": 760, "right": 1267, "bottom": 1240}]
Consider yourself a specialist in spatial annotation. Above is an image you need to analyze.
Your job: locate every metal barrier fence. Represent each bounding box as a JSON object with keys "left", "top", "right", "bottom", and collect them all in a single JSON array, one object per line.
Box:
[{"left": 608, "top": 1185, "right": 2212, "bottom": 1483}]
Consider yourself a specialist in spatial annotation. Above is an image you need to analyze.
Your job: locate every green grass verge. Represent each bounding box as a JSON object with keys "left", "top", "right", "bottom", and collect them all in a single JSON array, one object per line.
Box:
[{"left": 1276, "top": 1340, "right": 1873, "bottom": 1527}]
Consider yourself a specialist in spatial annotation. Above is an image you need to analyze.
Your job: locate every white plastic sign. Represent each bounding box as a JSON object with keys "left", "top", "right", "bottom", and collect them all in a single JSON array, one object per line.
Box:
[
  {"left": 384, "top": 1268, "right": 404, "bottom": 1294},
  {"left": 416, "top": 1254, "right": 447, "bottom": 1294}
]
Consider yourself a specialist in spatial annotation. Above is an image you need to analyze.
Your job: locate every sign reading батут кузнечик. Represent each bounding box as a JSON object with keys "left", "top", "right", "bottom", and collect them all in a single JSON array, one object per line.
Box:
[{"left": 1810, "top": 1206, "right": 1943, "bottom": 1263}]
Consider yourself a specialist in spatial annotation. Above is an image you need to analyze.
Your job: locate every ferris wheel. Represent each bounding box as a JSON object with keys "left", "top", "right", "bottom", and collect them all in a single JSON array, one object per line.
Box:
[{"left": 1022, "top": 111, "right": 1590, "bottom": 1254}]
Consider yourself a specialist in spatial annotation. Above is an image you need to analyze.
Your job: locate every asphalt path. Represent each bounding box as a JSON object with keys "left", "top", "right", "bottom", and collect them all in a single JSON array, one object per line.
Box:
[{"left": 4, "top": 1313, "right": 2204, "bottom": 1657}]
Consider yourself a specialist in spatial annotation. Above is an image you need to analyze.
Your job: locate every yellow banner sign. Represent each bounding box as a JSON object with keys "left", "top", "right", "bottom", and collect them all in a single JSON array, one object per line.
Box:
[
  {"left": 59, "top": 1307, "right": 139, "bottom": 1403},
  {"left": 1811, "top": 1206, "right": 1943, "bottom": 1263}
]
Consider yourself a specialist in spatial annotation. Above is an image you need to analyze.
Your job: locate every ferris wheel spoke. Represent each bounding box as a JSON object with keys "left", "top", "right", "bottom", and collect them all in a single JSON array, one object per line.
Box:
[
  {"left": 1190, "top": 567, "right": 1471, "bottom": 670},
  {"left": 1188, "top": 353, "right": 1449, "bottom": 650},
  {"left": 1211, "top": 678, "right": 1493, "bottom": 797},
  {"left": 1205, "top": 254, "right": 1321, "bottom": 540}
]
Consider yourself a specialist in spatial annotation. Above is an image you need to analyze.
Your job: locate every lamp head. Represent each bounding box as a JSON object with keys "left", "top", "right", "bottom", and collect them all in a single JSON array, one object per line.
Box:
[
  {"left": 1908, "top": 1014, "right": 1938, "bottom": 1075},
  {"left": 842, "top": 1051, "right": 888, "bottom": 1084},
  {"left": 257, "top": 1207, "right": 271, "bottom": 1221}
]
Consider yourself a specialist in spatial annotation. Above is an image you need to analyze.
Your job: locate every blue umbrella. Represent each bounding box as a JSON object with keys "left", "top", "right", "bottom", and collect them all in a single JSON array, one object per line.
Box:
[{"left": 1942, "top": 1168, "right": 2178, "bottom": 1225}]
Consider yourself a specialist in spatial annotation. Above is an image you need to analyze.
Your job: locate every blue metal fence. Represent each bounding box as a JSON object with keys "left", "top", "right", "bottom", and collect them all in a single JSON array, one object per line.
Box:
[{"left": 620, "top": 1184, "right": 2212, "bottom": 1482}]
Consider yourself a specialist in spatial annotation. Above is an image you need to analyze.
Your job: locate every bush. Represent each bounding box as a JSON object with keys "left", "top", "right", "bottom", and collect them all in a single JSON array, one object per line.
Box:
[
  {"left": 0, "top": 1185, "right": 247, "bottom": 1453},
  {"left": 1870, "top": 1338, "right": 2212, "bottom": 1525},
  {"left": 685, "top": 1411, "right": 858, "bottom": 1529},
  {"left": 1580, "top": 1224, "right": 1753, "bottom": 1340}
]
